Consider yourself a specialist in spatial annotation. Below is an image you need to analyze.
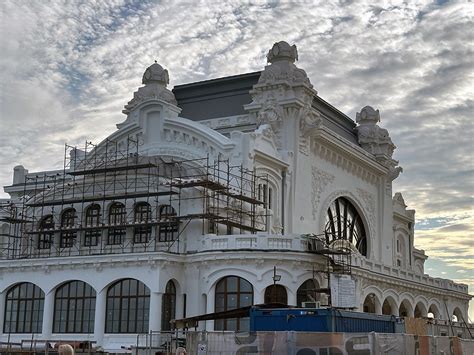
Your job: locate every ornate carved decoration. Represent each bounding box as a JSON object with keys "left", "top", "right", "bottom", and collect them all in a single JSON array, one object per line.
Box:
[
  {"left": 299, "top": 108, "right": 322, "bottom": 155},
  {"left": 123, "top": 62, "right": 177, "bottom": 114},
  {"left": 356, "top": 188, "right": 376, "bottom": 241},
  {"left": 312, "top": 142, "right": 380, "bottom": 186},
  {"left": 311, "top": 167, "right": 335, "bottom": 220}
]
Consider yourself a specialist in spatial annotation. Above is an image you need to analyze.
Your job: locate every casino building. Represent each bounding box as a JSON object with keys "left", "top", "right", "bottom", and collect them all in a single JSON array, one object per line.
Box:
[{"left": 0, "top": 41, "right": 471, "bottom": 350}]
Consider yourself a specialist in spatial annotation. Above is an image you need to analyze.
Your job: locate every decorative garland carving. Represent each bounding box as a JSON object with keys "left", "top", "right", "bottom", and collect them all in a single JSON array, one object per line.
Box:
[
  {"left": 356, "top": 188, "right": 376, "bottom": 241},
  {"left": 311, "top": 167, "right": 335, "bottom": 220}
]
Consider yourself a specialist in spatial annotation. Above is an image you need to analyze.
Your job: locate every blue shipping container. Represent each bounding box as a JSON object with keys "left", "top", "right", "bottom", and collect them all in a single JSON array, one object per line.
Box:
[{"left": 249, "top": 308, "right": 398, "bottom": 333}]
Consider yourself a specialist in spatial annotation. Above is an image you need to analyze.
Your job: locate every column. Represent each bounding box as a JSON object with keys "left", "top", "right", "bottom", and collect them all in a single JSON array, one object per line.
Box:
[
  {"left": 94, "top": 289, "right": 107, "bottom": 347},
  {"left": 0, "top": 291, "right": 5, "bottom": 333},
  {"left": 287, "top": 290, "right": 297, "bottom": 307},
  {"left": 42, "top": 290, "right": 55, "bottom": 339},
  {"left": 255, "top": 289, "right": 265, "bottom": 305},
  {"left": 149, "top": 292, "right": 162, "bottom": 332},
  {"left": 375, "top": 300, "right": 382, "bottom": 315},
  {"left": 205, "top": 293, "right": 214, "bottom": 331}
]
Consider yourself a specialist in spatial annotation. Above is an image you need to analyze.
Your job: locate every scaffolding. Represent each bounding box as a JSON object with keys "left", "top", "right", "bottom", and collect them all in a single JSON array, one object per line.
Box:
[
  {"left": 0, "top": 138, "right": 269, "bottom": 260},
  {"left": 302, "top": 232, "right": 353, "bottom": 308}
]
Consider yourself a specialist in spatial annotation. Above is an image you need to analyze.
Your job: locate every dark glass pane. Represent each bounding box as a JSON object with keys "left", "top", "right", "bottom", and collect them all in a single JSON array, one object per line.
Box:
[
  {"left": 227, "top": 277, "right": 238, "bottom": 292},
  {"left": 240, "top": 279, "right": 252, "bottom": 292}
]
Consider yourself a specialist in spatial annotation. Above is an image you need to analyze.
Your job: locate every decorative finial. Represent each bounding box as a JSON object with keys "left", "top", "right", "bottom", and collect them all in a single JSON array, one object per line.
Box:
[
  {"left": 142, "top": 61, "right": 169, "bottom": 85},
  {"left": 267, "top": 41, "right": 298, "bottom": 64}
]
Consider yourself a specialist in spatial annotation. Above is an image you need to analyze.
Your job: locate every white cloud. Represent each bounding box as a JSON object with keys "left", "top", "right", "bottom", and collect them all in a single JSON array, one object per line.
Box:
[{"left": 0, "top": 0, "right": 472, "bottom": 295}]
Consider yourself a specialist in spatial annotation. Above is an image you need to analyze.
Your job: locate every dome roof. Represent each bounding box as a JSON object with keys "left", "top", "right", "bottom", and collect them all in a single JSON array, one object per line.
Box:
[{"left": 142, "top": 61, "right": 169, "bottom": 85}]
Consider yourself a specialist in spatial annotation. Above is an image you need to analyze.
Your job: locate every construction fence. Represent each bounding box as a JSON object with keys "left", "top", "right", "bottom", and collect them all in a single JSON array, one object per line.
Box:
[{"left": 184, "top": 331, "right": 474, "bottom": 355}]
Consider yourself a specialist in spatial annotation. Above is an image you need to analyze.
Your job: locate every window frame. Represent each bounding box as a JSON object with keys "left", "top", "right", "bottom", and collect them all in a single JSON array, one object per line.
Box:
[
  {"left": 38, "top": 215, "right": 54, "bottom": 249},
  {"left": 84, "top": 204, "right": 101, "bottom": 247},
  {"left": 4, "top": 283, "right": 44, "bottom": 334},
  {"left": 214, "top": 276, "right": 253, "bottom": 331},
  {"left": 108, "top": 202, "right": 126, "bottom": 245},
  {"left": 60, "top": 208, "right": 77, "bottom": 248},
  {"left": 133, "top": 203, "right": 152, "bottom": 244},
  {"left": 105, "top": 279, "right": 150, "bottom": 334},
  {"left": 53, "top": 281, "right": 96, "bottom": 334}
]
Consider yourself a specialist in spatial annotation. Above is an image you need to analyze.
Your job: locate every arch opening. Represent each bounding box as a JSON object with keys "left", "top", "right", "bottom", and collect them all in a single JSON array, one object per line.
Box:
[
  {"left": 53, "top": 281, "right": 96, "bottom": 333},
  {"left": 325, "top": 197, "right": 367, "bottom": 256},
  {"left": 297, "top": 279, "right": 321, "bottom": 307},
  {"left": 161, "top": 280, "right": 176, "bottom": 331},
  {"left": 214, "top": 276, "right": 253, "bottom": 331},
  {"left": 264, "top": 285, "right": 288, "bottom": 305},
  {"left": 4, "top": 282, "right": 44, "bottom": 334},
  {"left": 105, "top": 278, "right": 150, "bottom": 333}
]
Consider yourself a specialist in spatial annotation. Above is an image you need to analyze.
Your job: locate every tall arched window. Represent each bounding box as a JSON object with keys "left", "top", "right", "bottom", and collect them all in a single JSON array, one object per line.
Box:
[
  {"left": 4, "top": 283, "right": 44, "bottom": 333},
  {"left": 161, "top": 280, "right": 176, "bottom": 331},
  {"left": 215, "top": 276, "right": 253, "bottom": 331},
  {"left": 158, "top": 205, "right": 178, "bottom": 242},
  {"left": 105, "top": 279, "right": 150, "bottom": 333},
  {"left": 108, "top": 202, "right": 126, "bottom": 245},
  {"left": 325, "top": 197, "right": 367, "bottom": 256},
  {"left": 84, "top": 204, "right": 101, "bottom": 247},
  {"left": 38, "top": 215, "right": 54, "bottom": 249},
  {"left": 53, "top": 281, "right": 96, "bottom": 333},
  {"left": 134, "top": 202, "right": 151, "bottom": 243},
  {"left": 60, "top": 208, "right": 76, "bottom": 248},
  {"left": 264, "top": 285, "right": 287, "bottom": 305},
  {"left": 297, "top": 279, "right": 320, "bottom": 306}
]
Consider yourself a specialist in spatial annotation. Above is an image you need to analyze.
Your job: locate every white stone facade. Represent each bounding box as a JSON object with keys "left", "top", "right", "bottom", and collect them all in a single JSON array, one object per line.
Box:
[{"left": 0, "top": 41, "right": 470, "bottom": 351}]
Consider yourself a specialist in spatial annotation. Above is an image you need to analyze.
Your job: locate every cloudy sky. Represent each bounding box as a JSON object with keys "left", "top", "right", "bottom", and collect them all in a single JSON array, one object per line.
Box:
[{"left": 0, "top": 1, "right": 472, "bottom": 318}]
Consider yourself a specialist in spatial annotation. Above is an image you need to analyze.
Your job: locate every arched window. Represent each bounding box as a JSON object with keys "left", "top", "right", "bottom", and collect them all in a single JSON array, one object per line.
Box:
[
  {"left": 38, "top": 215, "right": 54, "bottom": 249},
  {"left": 134, "top": 203, "right": 151, "bottom": 243},
  {"left": 4, "top": 283, "right": 44, "bottom": 333},
  {"left": 161, "top": 280, "right": 176, "bottom": 331},
  {"left": 264, "top": 285, "right": 287, "bottom": 305},
  {"left": 297, "top": 279, "right": 320, "bottom": 306},
  {"left": 60, "top": 208, "right": 76, "bottom": 248},
  {"left": 84, "top": 204, "right": 101, "bottom": 247},
  {"left": 106, "top": 279, "right": 150, "bottom": 333},
  {"left": 53, "top": 281, "right": 96, "bottom": 333},
  {"left": 158, "top": 205, "right": 178, "bottom": 242},
  {"left": 215, "top": 276, "right": 253, "bottom": 331},
  {"left": 258, "top": 184, "right": 273, "bottom": 209},
  {"left": 325, "top": 197, "right": 367, "bottom": 256},
  {"left": 108, "top": 202, "right": 126, "bottom": 245}
]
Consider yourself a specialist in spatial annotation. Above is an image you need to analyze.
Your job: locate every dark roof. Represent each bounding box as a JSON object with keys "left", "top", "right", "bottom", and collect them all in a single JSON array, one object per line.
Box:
[
  {"left": 173, "top": 72, "right": 261, "bottom": 121},
  {"left": 173, "top": 71, "right": 358, "bottom": 143}
]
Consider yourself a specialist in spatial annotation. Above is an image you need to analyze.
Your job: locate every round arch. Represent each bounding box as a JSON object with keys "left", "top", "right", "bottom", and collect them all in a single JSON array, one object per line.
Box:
[
  {"left": 4, "top": 282, "right": 45, "bottom": 334},
  {"left": 428, "top": 303, "right": 442, "bottom": 319},
  {"left": 206, "top": 268, "right": 258, "bottom": 295},
  {"left": 452, "top": 307, "right": 463, "bottom": 323},
  {"left": 105, "top": 278, "right": 150, "bottom": 333},
  {"left": 161, "top": 280, "right": 177, "bottom": 331},
  {"left": 264, "top": 284, "right": 288, "bottom": 305},
  {"left": 297, "top": 279, "right": 321, "bottom": 306},
  {"left": 399, "top": 299, "right": 414, "bottom": 317},
  {"left": 318, "top": 191, "right": 372, "bottom": 257},
  {"left": 414, "top": 302, "right": 428, "bottom": 318},
  {"left": 53, "top": 280, "right": 96, "bottom": 333},
  {"left": 382, "top": 296, "right": 398, "bottom": 316},
  {"left": 214, "top": 275, "right": 254, "bottom": 331}
]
